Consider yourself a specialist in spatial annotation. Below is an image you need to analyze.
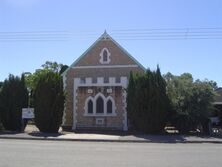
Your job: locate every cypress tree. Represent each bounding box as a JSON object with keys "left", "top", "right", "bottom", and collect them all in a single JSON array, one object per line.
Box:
[
  {"left": 127, "top": 71, "right": 136, "bottom": 127},
  {"left": 127, "top": 67, "right": 170, "bottom": 133},
  {"left": 34, "top": 71, "right": 64, "bottom": 133},
  {"left": 0, "top": 74, "right": 28, "bottom": 131}
]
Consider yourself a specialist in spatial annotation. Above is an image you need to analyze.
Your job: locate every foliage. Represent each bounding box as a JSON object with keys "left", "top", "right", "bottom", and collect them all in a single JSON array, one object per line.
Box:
[
  {"left": 0, "top": 61, "right": 67, "bottom": 132},
  {"left": 23, "top": 61, "right": 68, "bottom": 108},
  {"left": 24, "top": 61, "right": 67, "bottom": 90},
  {"left": 0, "top": 82, "right": 2, "bottom": 129},
  {"left": 127, "top": 66, "right": 170, "bottom": 133},
  {"left": 213, "top": 89, "right": 222, "bottom": 124},
  {"left": 164, "top": 72, "right": 216, "bottom": 133},
  {"left": 215, "top": 105, "right": 222, "bottom": 125},
  {"left": 59, "top": 65, "right": 69, "bottom": 75},
  {"left": 34, "top": 71, "right": 64, "bottom": 133},
  {"left": 41, "top": 61, "right": 64, "bottom": 73},
  {"left": 126, "top": 72, "right": 136, "bottom": 126},
  {"left": 0, "top": 74, "right": 28, "bottom": 131}
]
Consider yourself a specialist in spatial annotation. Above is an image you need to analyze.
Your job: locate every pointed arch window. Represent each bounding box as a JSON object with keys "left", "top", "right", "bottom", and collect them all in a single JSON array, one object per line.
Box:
[
  {"left": 106, "top": 96, "right": 115, "bottom": 114},
  {"left": 84, "top": 93, "right": 116, "bottom": 116},
  {"left": 99, "top": 48, "right": 111, "bottom": 64},
  {"left": 96, "top": 96, "right": 104, "bottom": 113},
  {"left": 87, "top": 100, "right": 93, "bottom": 114},
  {"left": 84, "top": 96, "right": 94, "bottom": 114},
  {"left": 107, "top": 99, "right": 113, "bottom": 114},
  {"left": 103, "top": 50, "right": 108, "bottom": 62}
]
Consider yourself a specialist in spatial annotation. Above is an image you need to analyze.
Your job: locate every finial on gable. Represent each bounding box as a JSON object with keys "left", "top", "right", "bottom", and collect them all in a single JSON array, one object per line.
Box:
[{"left": 101, "top": 30, "right": 109, "bottom": 40}]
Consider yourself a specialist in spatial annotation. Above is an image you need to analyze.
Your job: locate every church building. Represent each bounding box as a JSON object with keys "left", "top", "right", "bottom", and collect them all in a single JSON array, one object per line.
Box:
[{"left": 62, "top": 32, "right": 145, "bottom": 131}]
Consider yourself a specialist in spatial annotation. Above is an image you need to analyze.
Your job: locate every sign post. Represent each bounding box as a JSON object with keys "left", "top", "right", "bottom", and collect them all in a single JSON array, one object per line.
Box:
[
  {"left": 21, "top": 87, "right": 35, "bottom": 132},
  {"left": 22, "top": 108, "right": 34, "bottom": 132}
]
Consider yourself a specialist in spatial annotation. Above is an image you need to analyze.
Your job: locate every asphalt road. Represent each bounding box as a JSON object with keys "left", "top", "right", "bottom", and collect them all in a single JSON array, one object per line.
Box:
[{"left": 0, "top": 139, "right": 222, "bottom": 167}]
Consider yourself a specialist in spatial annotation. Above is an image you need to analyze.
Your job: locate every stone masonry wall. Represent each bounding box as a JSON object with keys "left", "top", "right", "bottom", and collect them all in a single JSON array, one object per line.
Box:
[
  {"left": 62, "top": 36, "right": 145, "bottom": 129},
  {"left": 76, "top": 86, "right": 123, "bottom": 130},
  {"left": 62, "top": 67, "right": 144, "bottom": 128}
]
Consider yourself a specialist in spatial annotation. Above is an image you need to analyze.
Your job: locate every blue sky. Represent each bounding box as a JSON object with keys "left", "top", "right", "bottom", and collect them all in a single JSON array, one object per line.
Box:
[{"left": 0, "top": 0, "right": 222, "bottom": 86}]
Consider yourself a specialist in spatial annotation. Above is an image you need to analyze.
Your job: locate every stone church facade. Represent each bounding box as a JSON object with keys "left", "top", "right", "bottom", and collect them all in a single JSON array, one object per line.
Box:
[{"left": 62, "top": 32, "right": 145, "bottom": 131}]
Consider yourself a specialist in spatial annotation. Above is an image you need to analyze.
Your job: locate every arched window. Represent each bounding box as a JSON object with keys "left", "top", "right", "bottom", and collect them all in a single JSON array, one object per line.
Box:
[
  {"left": 96, "top": 96, "right": 104, "bottom": 113},
  {"left": 107, "top": 99, "right": 113, "bottom": 114},
  {"left": 84, "top": 94, "right": 116, "bottom": 116},
  {"left": 99, "top": 48, "right": 111, "bottom": 64},
  {"left": 84, "top": 96, "right": 94, "bottom": 115},
  {"left": 87, "top": 100, "right": 93, "bottom": 114},
  {"left": 103, "top": 50, "right": 108, "bottom": 62},
  {"left": 106, "top": 96, "right": 115, "bottom": 114}
]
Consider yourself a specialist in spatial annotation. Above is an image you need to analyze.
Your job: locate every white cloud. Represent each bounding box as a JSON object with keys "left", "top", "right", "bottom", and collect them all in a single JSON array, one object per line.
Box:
[{"left": 3, "top": 0, "right": 39, "bottom": 8}]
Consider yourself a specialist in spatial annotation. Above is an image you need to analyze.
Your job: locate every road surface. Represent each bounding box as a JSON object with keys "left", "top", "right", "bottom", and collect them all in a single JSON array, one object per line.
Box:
[{"left": 0, "top": 139, "right": 221, "bottom": 167}]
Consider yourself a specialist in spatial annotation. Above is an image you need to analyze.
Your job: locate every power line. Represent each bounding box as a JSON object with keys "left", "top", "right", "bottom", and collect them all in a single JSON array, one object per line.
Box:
[
  {"left": 110, "top": 28, "right": 222, "bottom": 40},
  {"left": 0, "top": 39, "right": 68, "bottom": 42},
  {"left": 0, "top": 30, "right": 69, "bottom": 34},
  {"left": 111, "top": 27, "right": 222, "bottom": 31},
  {"left": 1, "top": 28, "right": 222, "bottom": 42},
  {"left": 111, "top": 37, "right": 222, "bottom": 41},
  {"left": 0, "top": 30, "right": 70, "bottom": 42}
]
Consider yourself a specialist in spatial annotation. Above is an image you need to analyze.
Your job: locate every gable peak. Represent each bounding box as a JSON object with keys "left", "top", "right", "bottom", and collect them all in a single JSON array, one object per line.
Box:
[{"left": 100, "top": 30, "right": 110, "bottom": 40}]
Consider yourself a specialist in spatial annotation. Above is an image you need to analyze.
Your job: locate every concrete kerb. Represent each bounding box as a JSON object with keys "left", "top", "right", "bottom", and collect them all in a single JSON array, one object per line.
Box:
[{"left": 1, "top": 135, "right": 222, "bottom": 144}]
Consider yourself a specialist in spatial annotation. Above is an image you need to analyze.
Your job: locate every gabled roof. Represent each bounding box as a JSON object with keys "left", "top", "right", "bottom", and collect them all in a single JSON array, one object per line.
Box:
[{"left": 62, "top": 31, "right": 146, "bottom": 76}]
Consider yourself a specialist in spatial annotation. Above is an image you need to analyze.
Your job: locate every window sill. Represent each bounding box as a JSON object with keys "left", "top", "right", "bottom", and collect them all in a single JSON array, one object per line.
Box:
[{"left": 99, "top": 61, "right": 110, "bottom": 64}]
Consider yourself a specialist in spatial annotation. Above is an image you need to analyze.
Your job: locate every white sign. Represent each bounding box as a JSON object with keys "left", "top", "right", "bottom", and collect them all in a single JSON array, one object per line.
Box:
[
  {"left": 22, "top": 108, "right": 35, "bottom": 119},
  {"left": 87, "top": 89, "right": 93, "bottom": 94},
  {"left": 96, "top": 118, "right": 104, "bottom": 125},
  {"left": 107, "top": 88, "right": 112, "bottom": 93}
]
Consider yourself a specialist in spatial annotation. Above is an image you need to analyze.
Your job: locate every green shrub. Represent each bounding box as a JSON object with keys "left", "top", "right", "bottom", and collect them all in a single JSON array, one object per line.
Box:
[
  {"left": 127, "top": 67, "right": 170, "bottom": 133},
  {"left": 0, "top": 75, "right": 28, "bottom": 131},
  {"left": 34, "top": 71, "right": 64, "bottom": 133},
  {"left": 164, "top": 73, "right": 215, "bottom": 134},
  {"left": 172, "top": 112, "right": 192, "bottom": 134}
]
